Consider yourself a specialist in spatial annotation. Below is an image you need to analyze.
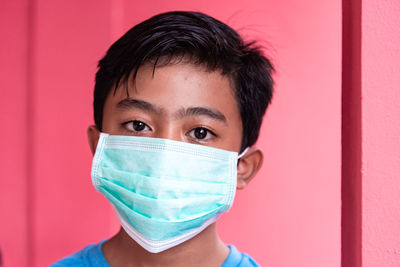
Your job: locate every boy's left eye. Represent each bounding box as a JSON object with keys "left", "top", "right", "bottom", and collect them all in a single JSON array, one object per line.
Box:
[{"left": 188, "top": 127, "right": 216, "bottom": 141}]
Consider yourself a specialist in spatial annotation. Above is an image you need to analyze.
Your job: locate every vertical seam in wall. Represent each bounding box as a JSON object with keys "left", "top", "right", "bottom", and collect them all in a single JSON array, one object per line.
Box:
[
  {"left": 110, "top": 0, "right": 125, "bottom": 41},
  {"left": 341, "top": 0, "right": 362, "bottom": 266},
  {"left": 26, "top": 0, "right": 36, "bottom": 265}
]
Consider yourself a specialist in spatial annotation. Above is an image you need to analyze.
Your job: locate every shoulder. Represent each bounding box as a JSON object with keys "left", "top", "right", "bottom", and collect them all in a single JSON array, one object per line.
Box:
[
  {"left": 222, "top": 245, "right": 260, "bottom": 267},
  {"left": 49, "top": 240, "right": 109, "bottom": 267}
]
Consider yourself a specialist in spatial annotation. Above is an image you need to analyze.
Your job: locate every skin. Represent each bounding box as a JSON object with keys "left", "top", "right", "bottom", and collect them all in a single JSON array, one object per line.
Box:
[{"left": 87, "top": 62, "right": 264, "bottom": 267}]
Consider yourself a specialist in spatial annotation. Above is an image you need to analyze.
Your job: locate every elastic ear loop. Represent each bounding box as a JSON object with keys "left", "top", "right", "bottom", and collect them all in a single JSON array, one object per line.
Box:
[{"left": 238, "top": 147, "right": 250, "bottom": 159}]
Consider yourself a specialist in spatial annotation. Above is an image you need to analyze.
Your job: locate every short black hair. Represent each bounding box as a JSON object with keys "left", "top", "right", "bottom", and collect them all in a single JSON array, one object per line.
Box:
[{"left": 94, "top": 11, "right": 274, "bottom": 152}]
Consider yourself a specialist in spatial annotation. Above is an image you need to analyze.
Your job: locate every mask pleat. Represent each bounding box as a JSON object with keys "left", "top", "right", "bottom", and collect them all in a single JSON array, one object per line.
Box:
[
  {"left": 102, "top": 148, "right": 233, "bottom": 183},
  {"left": 97, "top": 177, "right": 226, "bottom": 219},
  {"left": 97, "top": 166, "right": 227, "bottom": 199},
  {"left": 100, "top": 188, "right": 223, "bottom": 241}
]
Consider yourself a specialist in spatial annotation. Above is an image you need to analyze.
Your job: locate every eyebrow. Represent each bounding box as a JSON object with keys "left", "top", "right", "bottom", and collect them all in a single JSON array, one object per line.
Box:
[
  {"left": 117, "top": 98, "right": 227, "bottom": 124},
  {"left": 117, "top": 98, "right": 163, "bottom": 114},
  {"left": 175, "top": 107, "right": 227, "bottom": 124}
]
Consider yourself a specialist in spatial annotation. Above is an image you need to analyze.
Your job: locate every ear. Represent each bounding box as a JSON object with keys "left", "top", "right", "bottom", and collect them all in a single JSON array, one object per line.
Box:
[
  {"left": 236, "top": 147, "right": 264, "bottom": 189},
  {"left": 87, "top": 125, "right": 100, "bottom": 155}
]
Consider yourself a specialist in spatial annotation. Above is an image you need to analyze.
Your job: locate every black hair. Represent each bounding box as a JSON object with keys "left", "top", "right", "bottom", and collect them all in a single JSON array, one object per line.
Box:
[{"left": 94, "top": 11, "right": 274, "bottom": 152}]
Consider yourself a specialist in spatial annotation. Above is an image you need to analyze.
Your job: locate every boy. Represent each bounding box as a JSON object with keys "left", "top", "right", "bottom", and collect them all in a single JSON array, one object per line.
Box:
[{"left": 52, "top": 11, "right": 274, "bottom": 267}]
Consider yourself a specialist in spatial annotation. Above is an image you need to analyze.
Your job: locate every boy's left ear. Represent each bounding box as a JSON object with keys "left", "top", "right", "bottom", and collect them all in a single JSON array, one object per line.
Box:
[{"left": 236, "top": 147, "right": 264, "bottom": 189}]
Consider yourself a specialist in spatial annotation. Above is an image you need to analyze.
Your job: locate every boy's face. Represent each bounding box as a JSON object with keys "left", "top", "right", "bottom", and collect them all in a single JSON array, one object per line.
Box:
[{"left": 100, "top": 62, "right": 243, "bottom": 153}]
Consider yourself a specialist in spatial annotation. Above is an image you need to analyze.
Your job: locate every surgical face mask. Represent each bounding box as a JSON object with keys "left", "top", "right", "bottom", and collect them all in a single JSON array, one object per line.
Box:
[{"left": 91, "top": 133, "right": 248, "bottom": 253}]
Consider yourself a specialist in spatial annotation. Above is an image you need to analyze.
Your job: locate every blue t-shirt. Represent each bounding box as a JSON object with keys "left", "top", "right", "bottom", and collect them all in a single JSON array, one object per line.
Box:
[{"left": 50, "top": 240, "right": 260, "bottom": 267}]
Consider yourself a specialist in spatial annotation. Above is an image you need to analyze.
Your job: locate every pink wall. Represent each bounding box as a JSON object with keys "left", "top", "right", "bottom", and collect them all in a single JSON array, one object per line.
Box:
[
  {"left": 342, "top": 1, "right": 400, "bottom": 266},
  {"left": 0, "top": 1, "right": 342, "bottom": 266},
  {"left": 0, "top": 1, "right": 30, "bottom": 266},
  {"left": 361, "top": 0, "right": 400, "bottom": 266},
  {"left": 342, "top": 0, "right": 400, "bottom": 266}
]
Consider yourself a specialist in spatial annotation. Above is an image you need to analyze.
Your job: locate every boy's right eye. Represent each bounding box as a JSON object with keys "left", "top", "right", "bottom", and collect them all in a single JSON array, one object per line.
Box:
[{"left": 123, "top": 120, "right": 151, "bottom": 132}]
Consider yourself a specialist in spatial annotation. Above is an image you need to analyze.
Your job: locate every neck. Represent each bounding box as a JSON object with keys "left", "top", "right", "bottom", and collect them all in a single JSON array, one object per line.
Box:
[{"left": 102, "top": 223, "right": 229, "bottom": 267}]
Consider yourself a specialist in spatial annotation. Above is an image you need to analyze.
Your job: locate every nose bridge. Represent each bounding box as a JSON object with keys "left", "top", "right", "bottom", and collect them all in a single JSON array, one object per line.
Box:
[{"left": 157, "top": 121, "right": 183, "bottom": 142}]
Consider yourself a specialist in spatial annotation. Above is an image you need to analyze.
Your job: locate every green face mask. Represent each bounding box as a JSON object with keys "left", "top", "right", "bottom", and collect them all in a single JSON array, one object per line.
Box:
[{"left": 91, "top": 133, "right": 247, "bottom": 253}]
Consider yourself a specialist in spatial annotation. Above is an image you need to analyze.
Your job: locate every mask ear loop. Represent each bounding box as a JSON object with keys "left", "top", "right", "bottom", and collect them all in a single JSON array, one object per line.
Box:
[{"left": 238, "top": 147, "right": 250, "bottom": 159}]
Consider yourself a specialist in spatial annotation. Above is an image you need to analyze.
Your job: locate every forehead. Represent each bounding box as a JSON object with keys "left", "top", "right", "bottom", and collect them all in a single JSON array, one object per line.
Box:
[{"left": 104, "top": 62, "right": 241, "bottom": 123}]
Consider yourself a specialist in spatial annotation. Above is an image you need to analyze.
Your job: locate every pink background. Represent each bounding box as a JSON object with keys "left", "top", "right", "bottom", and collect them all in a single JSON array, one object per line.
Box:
[
  {"left": 360, "top": 0, "right": 400, "bottom": 266},
  {"left": 0, "top": 0, "right": 398, "bottom": 266},
  {"left": 341, "top": 0, "right": 400, "bottom": 266}
]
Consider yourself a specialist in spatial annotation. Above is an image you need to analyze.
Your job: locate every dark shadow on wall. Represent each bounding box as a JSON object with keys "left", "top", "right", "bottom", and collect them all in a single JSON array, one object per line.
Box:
[{"left": 342, "top": 0, "right": 362, "bottom": 266}]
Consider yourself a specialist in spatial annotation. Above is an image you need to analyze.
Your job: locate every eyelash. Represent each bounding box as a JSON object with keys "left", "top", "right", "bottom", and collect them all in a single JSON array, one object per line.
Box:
[
  {"left": 187, "top": 126, "right": 217, "bottom": 142},
  {"left": 122, "top": 120, "right": 152, "bottom": 133},
  {"left": 121, "top": 120, "right": 217, "bottom": 141}
]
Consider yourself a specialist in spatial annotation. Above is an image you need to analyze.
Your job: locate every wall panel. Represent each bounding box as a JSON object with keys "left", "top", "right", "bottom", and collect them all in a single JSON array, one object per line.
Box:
[
  {"left": 362, "top": 1, "right": 400, "bottom": 266},
  {"left": 31, "top": 0, "right": 114, "bottom": 265},
  {"left": 1, "top": 1, "right": 342, "bottom": 266},
  {"left": 0, "top": 1, "right": 30, "bottom": 266}
]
